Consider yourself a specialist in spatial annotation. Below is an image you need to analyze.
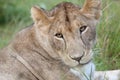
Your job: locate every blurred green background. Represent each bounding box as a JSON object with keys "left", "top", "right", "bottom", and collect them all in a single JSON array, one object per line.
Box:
[{"left": 0, "top": 0, "right": 120, "bottom": 70}]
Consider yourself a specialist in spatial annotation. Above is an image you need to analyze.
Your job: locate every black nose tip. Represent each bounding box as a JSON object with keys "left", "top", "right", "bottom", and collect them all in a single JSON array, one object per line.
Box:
[{"left": 72, "top": 56, "right": 82, "bottom": 62}]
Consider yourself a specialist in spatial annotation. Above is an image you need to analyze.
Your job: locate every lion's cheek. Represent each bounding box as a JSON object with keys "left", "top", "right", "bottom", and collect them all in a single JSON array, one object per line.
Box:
[
  {"left": 80, "top": 50, "right": 93, "bottom": 64},
  {"left": 50, "top": 37, "right": 65, "bottom": 52}
]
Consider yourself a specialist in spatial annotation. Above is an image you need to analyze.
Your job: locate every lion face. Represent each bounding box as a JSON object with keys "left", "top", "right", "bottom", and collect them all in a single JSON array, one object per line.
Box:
[{"left": 31, "top": 0, "right": 101, "bottom": 67}]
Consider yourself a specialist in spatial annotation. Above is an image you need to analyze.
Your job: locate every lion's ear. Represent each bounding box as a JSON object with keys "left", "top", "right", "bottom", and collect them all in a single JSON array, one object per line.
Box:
[
  {"left": 80, "top": 0, "right": 102, "bottom": 20},
  {"left": 31, "top": 6, "right": 49, "bottom": 24}
]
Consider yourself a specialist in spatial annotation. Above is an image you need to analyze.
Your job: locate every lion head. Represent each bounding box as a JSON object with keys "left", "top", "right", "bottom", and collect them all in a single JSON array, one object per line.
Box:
[{"left": 31, "top": 0, "right": 101, "bottom": 67}]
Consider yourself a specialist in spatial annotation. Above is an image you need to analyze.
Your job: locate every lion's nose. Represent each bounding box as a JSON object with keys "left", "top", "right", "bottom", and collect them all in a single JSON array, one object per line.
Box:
[
  {"left": 71, "top": 56, "right": 82, "bottom": 62},
  {"left": 71, "top": 54, "right": 84, "bottom": 62}
]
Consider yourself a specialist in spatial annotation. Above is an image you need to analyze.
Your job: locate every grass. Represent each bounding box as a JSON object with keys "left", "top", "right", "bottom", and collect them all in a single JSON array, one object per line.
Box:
[
  {"left": 0, "top": 0, "right": 120, "bottom": 71},
  {"left": 94, "top": 0, "right": 120, "bottom": 70}
]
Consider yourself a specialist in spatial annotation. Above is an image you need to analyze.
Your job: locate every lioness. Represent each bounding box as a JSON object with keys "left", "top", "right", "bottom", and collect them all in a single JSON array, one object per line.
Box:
[{"left": 0, "top": 0, "right": 101, "bottom": 80}]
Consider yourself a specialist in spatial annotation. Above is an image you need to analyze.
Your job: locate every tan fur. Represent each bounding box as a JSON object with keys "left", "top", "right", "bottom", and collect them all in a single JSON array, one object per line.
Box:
[{"left": 0, "top": 0, "right": 101, "bottom": 80}]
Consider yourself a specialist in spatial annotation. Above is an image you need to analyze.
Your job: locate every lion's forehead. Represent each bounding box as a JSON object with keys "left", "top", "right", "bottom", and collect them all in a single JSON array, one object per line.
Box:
[
  {"left": 50, "top": 2, "right": 83, "bottom": 26},
  {"left": 50, "top": 2, "right": 81, "bottom": 16}
]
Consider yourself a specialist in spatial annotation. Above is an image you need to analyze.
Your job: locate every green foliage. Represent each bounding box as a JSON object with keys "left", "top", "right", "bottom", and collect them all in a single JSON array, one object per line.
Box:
[
  {"left": 0, "top": 0, "right": 28, "bottom": 24},
  {"left": 0, "top": 0, "right": 120, "bottom": 70},
  {"left": 94, "top": 0, "right": 120, "bottom": 70}
]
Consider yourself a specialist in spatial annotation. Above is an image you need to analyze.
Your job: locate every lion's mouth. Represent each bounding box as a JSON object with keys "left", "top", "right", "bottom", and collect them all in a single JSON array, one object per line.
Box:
[{"left": 70, "top": 53, "right": 92, "bottom": 66}]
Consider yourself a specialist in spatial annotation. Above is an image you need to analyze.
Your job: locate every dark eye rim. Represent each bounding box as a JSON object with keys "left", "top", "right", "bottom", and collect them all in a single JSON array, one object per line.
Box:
[
  {"left": 55, "top": 33, "right": 64, "bottom": 38},
  {"left": 79, "top": 25, "right": 87, "bottom": 33}
]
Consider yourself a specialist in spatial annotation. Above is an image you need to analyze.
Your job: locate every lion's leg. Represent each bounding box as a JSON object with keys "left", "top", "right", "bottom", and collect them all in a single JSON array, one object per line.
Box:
[{"left": 94, "top": 70, "right": 120, "bottom": 80}]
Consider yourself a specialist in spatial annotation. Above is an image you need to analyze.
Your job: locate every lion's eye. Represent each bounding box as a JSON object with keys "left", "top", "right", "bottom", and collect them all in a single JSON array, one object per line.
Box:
[
  {"left": 55, "top": 33, "right": 63, "bottom": 38},
  {"left": 79, "top": 26, "right": 87, "bottom": 33}
]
